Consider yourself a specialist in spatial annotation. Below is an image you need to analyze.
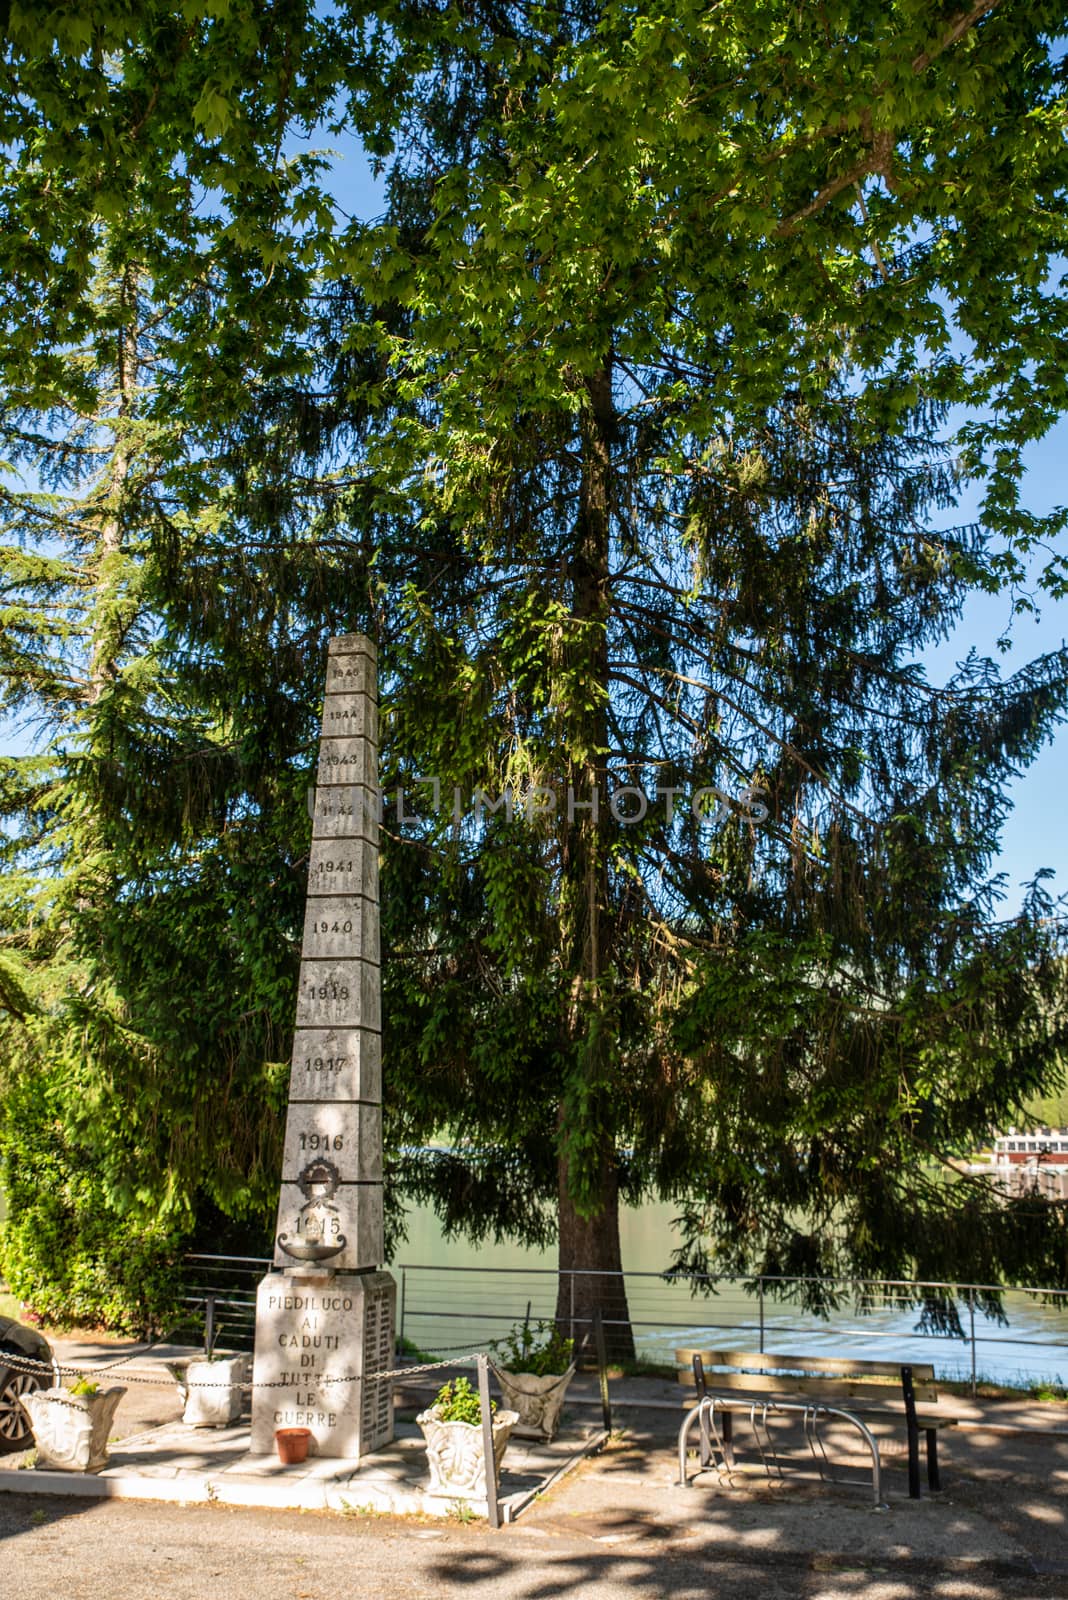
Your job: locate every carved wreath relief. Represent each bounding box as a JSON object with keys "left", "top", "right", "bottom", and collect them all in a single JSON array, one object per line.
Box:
[{"left": 277, "top": 1157, "right": 347, "bottom": 1262}]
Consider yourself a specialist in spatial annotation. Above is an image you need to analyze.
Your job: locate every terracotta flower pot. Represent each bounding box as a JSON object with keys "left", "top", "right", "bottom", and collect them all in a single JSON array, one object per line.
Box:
[
  {"left": 275, "top": 1426, "right": 313, "bottom": 1464},
  {"left": 492, "top": 1363, "right": 576, "bottom": 1440}
]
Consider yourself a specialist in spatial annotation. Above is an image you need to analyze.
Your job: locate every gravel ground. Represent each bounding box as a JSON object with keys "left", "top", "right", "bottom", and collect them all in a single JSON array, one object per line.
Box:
[{"left": 2, "top": 1401, "right": 1067, "bottom": 1599}]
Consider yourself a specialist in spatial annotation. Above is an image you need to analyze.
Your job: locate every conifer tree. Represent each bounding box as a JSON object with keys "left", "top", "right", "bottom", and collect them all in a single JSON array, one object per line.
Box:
[
  {"left": 334, "top": 1, "right": 1068, "bottom": 1344},
  {"left": 0, "top": 218, "right": 348, "bottom": 1322},
  {"left": 2, "top": 3, "right": 1068, "bottom": 1345}
]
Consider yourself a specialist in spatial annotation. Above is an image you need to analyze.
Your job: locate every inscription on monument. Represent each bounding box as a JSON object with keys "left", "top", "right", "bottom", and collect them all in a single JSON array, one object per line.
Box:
[
  {"left": 295, "top": 961, "right": 381, "bottom": 1030},
  {"left": 274, "top": 1180, "right": 383, "bottom": 1270},
  {"left": 307, "top": 837, "right": 379, "bottom": 899},
  {"left": 321, "top": 701, "right": 376, "bottom": 737},
  {"left": 250, "top": 1270, "right": 396, "bottom": 1456},
  {"left": 310, "top": 784, "right": 380, "bottom": 843},
  {"left": 281, "top": 1104, "right": 382, "bottom": 1181},
  {"left": 317, "top": 735, "right": 377, "bottom": 787},
  {"left": 289, "top": 1027, "right": 381, "bottom": 1103},
  {"left": 300, "top": 894, "right": 379, "bottom": 963}
]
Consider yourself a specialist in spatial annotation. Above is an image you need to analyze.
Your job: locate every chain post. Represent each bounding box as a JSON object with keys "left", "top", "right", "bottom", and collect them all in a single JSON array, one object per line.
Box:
[
  {"left": 477, "top": 1353, "right": 500, "bottom": 1529},
  {"left": 592, "top": 1308, "right": 612, "bottom": 1433},
  {"left": 970, "top": 1295, "right": 977, "bottom": 1398}
]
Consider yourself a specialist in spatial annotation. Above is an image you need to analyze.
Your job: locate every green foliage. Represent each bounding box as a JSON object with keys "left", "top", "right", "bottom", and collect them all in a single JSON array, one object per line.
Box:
[
  {"left": 67, "top": 1378, "right": 99, "bottom": 1398},
  {"left": 492, "top": 1318, "right": 574, "bottom": 1378},
  {"left": 432, "top": 1375, "right": 493, "bottom": 1426},
  {"left": 1, "top": 2, "right": 1068, "bottom": 1337},
  {"left": 1030, "top": 1383, "right": 1068, "bottom": 1403},
  {"left": 0, "top": 1065, "right": 186, "bottom": 1336},
  {"left": 1023, "top": 1090, "right": 1068, "bottom": 1132}
]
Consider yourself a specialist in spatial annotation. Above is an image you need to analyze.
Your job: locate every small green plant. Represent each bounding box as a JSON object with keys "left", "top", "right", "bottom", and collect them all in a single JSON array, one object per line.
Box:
[
  {"left": 492, "top": 1317, "right": 573, "bottom": 1377},
  {"left": 396, "top": 1334, "right": 442, "bottom": 1363},
  {"left": 67, "top": 1377, "right": 99, "bottom": 1397},
  {"left": 433, "top": 1375, "right": 493, "bottom": 1425},
  {"left": 449, "top": 1498, "right": 476, "bottom": 1523}
]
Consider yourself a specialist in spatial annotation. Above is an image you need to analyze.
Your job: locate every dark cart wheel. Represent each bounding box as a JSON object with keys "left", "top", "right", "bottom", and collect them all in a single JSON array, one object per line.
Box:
[{"left": 0, "top": 1364, "right": 46, "bottom": 1454}]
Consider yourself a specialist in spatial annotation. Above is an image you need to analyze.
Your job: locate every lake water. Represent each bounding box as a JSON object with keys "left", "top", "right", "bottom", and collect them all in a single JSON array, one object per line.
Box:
[{"left": 393, "top": 1197, "right": 1068, "bottom": 1389}]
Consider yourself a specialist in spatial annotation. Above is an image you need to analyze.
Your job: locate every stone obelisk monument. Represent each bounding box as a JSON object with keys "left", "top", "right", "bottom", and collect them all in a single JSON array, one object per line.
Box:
[{"left": 250, "top": 634, "right": 395, "bottom": 1458}]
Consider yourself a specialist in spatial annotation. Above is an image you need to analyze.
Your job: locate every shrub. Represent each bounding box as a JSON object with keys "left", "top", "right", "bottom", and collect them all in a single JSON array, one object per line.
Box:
[
  {"left": 492, "top": 1317, "right": 573, "bottom": 1377},
  {"left": 433, "top": 1375, "right": 494, "bottom": 1425},
  {"left": 0, "top": 1068, "right": 186, "bottom": 1336}
]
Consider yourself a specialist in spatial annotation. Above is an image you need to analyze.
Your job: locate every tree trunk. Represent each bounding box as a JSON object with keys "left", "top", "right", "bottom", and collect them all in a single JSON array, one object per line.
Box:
[
  {"left": 88, "top": 261, "right": 139, "bottom": 703},
  {"left": 554, "top": 360, "right": 635, "bottom": 1362},
  {"left": 555, "top": 1146, "right": 635, "bottom": 1362}
]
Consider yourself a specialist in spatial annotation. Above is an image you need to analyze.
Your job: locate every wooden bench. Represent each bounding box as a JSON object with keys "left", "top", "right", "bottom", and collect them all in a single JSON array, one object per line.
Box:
[{"left": 676, "top": 1348, "right": 957, "bottom": 1505}]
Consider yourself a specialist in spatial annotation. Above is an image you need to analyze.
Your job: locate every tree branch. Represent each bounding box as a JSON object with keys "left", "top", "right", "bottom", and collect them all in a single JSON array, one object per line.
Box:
[{"left": 912, "top": 1, "right": 1004, "bottom": 75}]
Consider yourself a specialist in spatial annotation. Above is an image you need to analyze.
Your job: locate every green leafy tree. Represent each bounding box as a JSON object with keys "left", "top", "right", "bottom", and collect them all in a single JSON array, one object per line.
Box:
[
  {"left": 2, "top": 2, "right": 1068, "bottom": 1345},
  {"left": 337, "top": 1, "right": 1068, "bottom": 1346}
]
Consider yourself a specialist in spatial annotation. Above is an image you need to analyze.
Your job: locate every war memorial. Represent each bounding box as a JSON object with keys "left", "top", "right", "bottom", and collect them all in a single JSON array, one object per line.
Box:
[{"left": 250, "top": 633, "right": 396, "bottom": 1459}]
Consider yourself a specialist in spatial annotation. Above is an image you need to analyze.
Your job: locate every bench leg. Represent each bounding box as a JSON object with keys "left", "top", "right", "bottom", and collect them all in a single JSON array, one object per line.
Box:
[
  {"left": 906, "top": 1423, "right": 920, "bottom": 1498},
  {"left": 926, "top": 1429, "right": 941, "bottom": 1491},
  {"left": 901, "top": 1366, "right": 921, "bottom": 1498},
  {"left": 698, "top": 1399, "right": 712, "bottom": 1467}
]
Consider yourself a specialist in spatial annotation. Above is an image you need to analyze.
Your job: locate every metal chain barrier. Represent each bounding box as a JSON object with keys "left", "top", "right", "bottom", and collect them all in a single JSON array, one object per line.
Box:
[
  {"left": 488, "top": 1361, "right": 574, "bottom": 1396},
  {"left": 0, "top": 1347, "right": 489, "bottom": 1391}
]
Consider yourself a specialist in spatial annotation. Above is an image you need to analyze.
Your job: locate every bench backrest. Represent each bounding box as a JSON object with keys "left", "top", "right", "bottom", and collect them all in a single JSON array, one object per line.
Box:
[{"left": 675, "top": 1348, "right": 939, "bottom": 1405}]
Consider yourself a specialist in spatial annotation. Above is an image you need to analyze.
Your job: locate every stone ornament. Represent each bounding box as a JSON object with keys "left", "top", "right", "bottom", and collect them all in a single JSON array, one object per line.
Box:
[
  {"left": 277, "top": 1157, "right": 346, "bottom": 1262},
  {"left": 167, "top": 1356, "right": 249, "bottom": 1428},
  {"left": 491, "top": 1363, "right": 577, "bottom": 1440},
  {"left": 19, "top": 1386, "right": 126, "bottom": 1473},
  {"left": 416, "top": 1405, "right": 519, "bottom": 1501}
]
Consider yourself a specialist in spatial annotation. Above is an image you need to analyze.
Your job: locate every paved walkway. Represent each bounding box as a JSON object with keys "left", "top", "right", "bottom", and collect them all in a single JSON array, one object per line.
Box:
[
  {"left": 36, "top": 1330, "right": 1068, "bottom": 1438},
  {"left": 0, "top": 1333, "right": 1065, "bottom": 1595}
]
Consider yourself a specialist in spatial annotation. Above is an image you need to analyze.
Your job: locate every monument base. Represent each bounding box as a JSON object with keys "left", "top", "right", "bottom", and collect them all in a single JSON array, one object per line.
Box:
[{"left": 250, "top": 1268, "right": 395, "bottom": 1458}]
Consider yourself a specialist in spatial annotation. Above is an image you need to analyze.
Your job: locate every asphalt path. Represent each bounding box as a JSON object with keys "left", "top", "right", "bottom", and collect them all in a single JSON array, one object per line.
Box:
[{"left": 0, "top": 1490, "right": 1063, "bottom": 1600}]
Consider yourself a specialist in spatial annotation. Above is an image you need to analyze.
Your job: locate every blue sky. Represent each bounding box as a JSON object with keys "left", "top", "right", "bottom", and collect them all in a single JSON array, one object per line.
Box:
[{"left": 921, "top": 420, "right": 1068, "bottom": 916}]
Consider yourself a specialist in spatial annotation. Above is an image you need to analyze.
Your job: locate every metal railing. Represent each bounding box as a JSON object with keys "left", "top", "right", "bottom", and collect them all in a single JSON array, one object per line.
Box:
[
  {"left": 173, "top": 1253, "right": 267, "bottom": 1352},
  {"left": 392, "top": 1263, "right": 1068, "bottom": 1395},
  {"left": 175, "top": 1254, "right": 1068, "bottom": 1394}
]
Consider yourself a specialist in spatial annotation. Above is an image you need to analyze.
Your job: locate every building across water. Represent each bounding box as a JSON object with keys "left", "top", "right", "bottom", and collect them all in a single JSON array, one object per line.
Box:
[{"left": 981, "top": 1128, "right": 1068, "bottom": 1199}]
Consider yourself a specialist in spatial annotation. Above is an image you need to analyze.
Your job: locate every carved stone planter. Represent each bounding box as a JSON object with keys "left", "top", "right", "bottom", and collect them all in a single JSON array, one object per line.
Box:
[
  {"left": 416, "top": 1405, "right": 518, "bottom": 1503},
  {"left": 167, "top": 1355, "right": 249, "bottom": 1427},
  {"left": 19, "top": 1386, "right": 126, "bottom": 1473},
  {"left": 492, "top": 1363, "right": 576, "bottom": 1440}
]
